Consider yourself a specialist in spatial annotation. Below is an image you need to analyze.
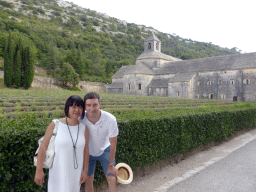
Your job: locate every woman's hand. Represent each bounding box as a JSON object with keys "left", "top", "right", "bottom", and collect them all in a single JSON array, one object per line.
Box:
[
  {"left": 34, "top": 170, "right": 45, "bottom": 187},
  {"left": 80, "top": 171, "right": 88, "bottom": 184}
]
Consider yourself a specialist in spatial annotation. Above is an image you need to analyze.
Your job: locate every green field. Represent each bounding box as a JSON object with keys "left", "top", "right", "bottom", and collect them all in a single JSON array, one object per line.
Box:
[{"left": 0, "top": 88, "right": 253, "bottom": 120}]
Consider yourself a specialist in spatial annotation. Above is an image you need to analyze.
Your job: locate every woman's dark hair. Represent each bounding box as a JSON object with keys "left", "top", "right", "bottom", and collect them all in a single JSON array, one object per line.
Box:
[
  {"left": 65, "top": 95, "right": 85, "bottom": 119},
  {"left": 84, "top": 92, "right": 100, "bottom": 104}
]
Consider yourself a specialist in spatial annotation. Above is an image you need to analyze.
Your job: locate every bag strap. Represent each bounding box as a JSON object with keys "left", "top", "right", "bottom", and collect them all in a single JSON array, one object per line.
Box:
[{"left": 52, "top": 120, "right": 59, "bottom": 136}]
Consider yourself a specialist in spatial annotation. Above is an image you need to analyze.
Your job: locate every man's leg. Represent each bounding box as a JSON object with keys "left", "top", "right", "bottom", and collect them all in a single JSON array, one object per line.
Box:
[
  {"left": 99, "top": 146, "right": 117, "bottom": 192},
  {"left": 85, "top": 174, "right": 94, "bottom": 192},
  {"left": 106, "top": 175, "right": 117, "bottom": 192}
]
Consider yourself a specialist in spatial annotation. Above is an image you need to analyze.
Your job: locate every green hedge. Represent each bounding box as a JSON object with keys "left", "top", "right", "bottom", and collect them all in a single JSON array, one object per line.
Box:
[{"left": 1, "top": 109, "right": 256, "bottom": 191}]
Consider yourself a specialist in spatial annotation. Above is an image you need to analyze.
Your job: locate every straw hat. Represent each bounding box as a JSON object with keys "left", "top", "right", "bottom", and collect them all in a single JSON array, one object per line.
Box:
[{"left": 115, "top": 163, "right": 133, "bottom": 184}]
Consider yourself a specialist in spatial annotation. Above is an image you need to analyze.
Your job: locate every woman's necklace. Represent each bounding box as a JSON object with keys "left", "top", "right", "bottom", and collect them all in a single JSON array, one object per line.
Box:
[{"left": 66, "top": 118, "right": 79, "bottom": 169}]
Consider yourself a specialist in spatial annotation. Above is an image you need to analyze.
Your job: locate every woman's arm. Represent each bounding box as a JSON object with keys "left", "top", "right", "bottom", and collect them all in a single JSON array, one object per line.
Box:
[
  {"left": 34, "top": 121, "right": 55, "bottom": 186},
  {"left": 80, "top": 126, "right": 89, "bottom": 184}
]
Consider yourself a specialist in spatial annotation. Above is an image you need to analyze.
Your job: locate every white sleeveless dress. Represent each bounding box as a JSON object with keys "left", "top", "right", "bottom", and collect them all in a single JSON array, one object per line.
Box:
[{"left": 48, "top": 119, "right": 86, "bottom": 192}]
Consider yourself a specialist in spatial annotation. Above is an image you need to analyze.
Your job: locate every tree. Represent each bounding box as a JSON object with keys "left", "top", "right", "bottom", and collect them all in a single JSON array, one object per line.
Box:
[
  {"left": 12, "top": 39, "right": 23, "bottom": 87},
  {"left": 22, "top": 46, "right": 34, "bottom": 88},
  {"left": 65, "top": 46, "right": 86, "bottom": 78},
  {"left": 41, "top": 44, "right": 61, "bottom": 74},
  {"left": 4, "top": 31, "right": 14, "bottom": 87},
  {"left": 88, "top": 48, "right": 104, "bottom": 75},
  {"left": 4, "top": 32, "right": 35, "bottom": 88},
  {"left": 56, "top": 62, "right": 79, "bottom": 87}
]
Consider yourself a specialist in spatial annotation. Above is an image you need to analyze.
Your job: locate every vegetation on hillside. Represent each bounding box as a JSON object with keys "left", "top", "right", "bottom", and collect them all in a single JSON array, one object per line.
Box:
[{"left": 0, "top": 0, "right": 241, "bottom": 84}]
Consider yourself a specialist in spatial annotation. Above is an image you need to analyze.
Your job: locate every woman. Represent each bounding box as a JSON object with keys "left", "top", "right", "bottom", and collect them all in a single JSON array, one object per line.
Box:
[{"left": 34, "top": 95, "right": 89, "bottom": 192}]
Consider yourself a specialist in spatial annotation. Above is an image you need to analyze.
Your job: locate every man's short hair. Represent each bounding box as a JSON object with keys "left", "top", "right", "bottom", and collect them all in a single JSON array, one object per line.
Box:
[{"left": 84, "top": 92, "right": 100, "bottom": 104}]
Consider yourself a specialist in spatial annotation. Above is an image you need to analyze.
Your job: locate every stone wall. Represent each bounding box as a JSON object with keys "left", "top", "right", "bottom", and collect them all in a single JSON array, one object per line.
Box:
[
  {"left": 0, "top": 71, "right": 3, "bottom": 78},
  {"left": 0, "top": 70, "right": 108, "bottom": 92},
  {"left": 32, "top": 76, "right": 63, "bottom": 90},
  {"left": 123, "top": 74, "right": 154, "bottom": 96},
  {"left": 168, "top": 82, "right": 189, "bottom": 98},
  {"left": 34, "top": 66, "right": 47, "bottom": 76},
  {"left": 78, "top": 81, "right": 107, "bottom": 93}
]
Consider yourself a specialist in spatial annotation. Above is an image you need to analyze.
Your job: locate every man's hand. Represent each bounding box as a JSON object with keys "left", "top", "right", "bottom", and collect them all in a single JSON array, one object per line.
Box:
[
  {"left": 80, "top": 171, "right": 88, "bottom": 184},
  {"left": 34, "top": 170, "right": 45, "bottom": 187},
  {"left": 107, "top": 165, "right": 119, "bottom": 177}
]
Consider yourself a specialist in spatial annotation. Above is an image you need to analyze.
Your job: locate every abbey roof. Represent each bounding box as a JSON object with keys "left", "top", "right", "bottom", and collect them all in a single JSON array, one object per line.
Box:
[
  {"left": 112, "top": 63, "right": 154, "bottom": 78},
  {"left": 155, "top": 52, "right": 256, "bottom": 75},
  {"left": 136, "top": 51, "right": 181, "bottom": 61},
  {"left": 145, "top": 31, "right": 160, "bottom": 42}
]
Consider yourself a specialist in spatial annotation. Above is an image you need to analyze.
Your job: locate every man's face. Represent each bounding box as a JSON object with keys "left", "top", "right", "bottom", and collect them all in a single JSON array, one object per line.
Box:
[{"left": 85, "top": 98, "right": 101, "bottom": 116}]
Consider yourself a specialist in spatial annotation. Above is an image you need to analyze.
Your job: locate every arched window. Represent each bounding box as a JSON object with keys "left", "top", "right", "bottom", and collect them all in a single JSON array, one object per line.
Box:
[
  {"left": 209, "top": 93, "right": 213, "bottom": 99},
  {"left": 177, "top": 91, "right": 179, "bottom": 96},
  {"left": 148, "top": 43, "right": 151, "bottom": 50},
  {"left": 138, "top": 83, "right": 141, "bottom": 90},
  {"left": 222, "top": 94, "right": 225, "bottom": 100},
  {"left": 243, "top": 79, "right": 250, "bottom": 84},
  {"left": 207, "top": 81, "right": 211, "bottom": 85},
  {"left": 230, "top": 79, "right": 235, "bottom": 85}
]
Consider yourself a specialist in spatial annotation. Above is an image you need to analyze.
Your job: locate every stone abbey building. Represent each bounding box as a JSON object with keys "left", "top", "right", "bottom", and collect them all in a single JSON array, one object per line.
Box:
[{"left": 107, "top": 32, "right": 256, "bottom": 102}]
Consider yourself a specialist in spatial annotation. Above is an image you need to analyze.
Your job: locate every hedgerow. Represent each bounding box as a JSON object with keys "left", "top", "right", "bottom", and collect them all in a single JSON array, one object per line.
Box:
[{"left": 1, "top": 108, "right": 256, "bottom": 191}]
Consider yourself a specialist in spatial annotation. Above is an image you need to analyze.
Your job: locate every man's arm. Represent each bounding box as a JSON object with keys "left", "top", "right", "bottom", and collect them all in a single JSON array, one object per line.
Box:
[
  {"left": 109, "top": 136, "right": 117, "bottom": 164},
  {"left": 107, "top": 136, "right": 119, "bottom": 177}
]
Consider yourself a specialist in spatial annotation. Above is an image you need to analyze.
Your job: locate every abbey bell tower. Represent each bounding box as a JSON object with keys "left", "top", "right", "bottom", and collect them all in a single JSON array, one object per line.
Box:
[{"left": 144, "top": 32, "right": 161, "bottom": 52}]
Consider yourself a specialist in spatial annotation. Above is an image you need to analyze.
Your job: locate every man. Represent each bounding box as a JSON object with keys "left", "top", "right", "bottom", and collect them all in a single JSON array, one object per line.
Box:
[{"left": 80, "top": 92, "right": 119, "bottom": 192}]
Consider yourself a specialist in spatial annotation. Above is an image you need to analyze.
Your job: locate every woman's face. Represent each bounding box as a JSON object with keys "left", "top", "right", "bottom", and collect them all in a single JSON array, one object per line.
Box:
[{"left": 68, "top": 104, "right": 83, "bottom": 119}]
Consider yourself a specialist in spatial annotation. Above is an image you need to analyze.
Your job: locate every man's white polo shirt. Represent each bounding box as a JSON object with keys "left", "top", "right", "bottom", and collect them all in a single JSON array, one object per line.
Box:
[{"left": 80, "top": 110, "right": 119, "bottom": 157}]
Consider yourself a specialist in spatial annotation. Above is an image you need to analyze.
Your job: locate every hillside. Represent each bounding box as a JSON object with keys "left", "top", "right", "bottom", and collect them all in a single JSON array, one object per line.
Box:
[{"left": 0, "top": 0, "right": 240, "bottom": 83}]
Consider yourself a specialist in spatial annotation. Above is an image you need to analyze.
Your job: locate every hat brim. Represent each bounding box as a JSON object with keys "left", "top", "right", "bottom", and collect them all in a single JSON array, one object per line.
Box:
[{"left": 115, "top": 163, "right": 133, "bottom": 184}]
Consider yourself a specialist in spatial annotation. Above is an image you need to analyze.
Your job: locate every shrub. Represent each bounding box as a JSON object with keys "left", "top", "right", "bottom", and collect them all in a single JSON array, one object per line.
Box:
[
  {"left": 0, "top": 0, "right": 14, "bottom": 9},
  {"left": 1, "top": 108, "right": 256, "bottom": 191}
]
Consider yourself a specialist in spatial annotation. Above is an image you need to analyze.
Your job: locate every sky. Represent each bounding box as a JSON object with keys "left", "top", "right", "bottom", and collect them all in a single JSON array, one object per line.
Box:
[{"left": 69, "top": 0, "right": 256, "bottom": 53}]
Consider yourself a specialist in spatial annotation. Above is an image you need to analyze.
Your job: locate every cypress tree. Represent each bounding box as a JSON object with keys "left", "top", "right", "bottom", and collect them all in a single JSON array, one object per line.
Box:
[
  {"left": 13, "top": 39, "right": 22, "bottom": 87},
  {"left": 4, "top": 32, "right": 35, "bottom": 88},
  {"left": 4, "top": 31, "right": 14, "bottom": 87},
  {"left": 76, "top": 47, "right": 86, "bottom": 78},
  {"left": 20, "top": 43, "right": 26, "bottom": 87},
  {"left": 23, "top": 46, "right": 34, "bottom": 89},
  {"left": 13, "top": 50, "right": 22, "bottom": 87}
]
